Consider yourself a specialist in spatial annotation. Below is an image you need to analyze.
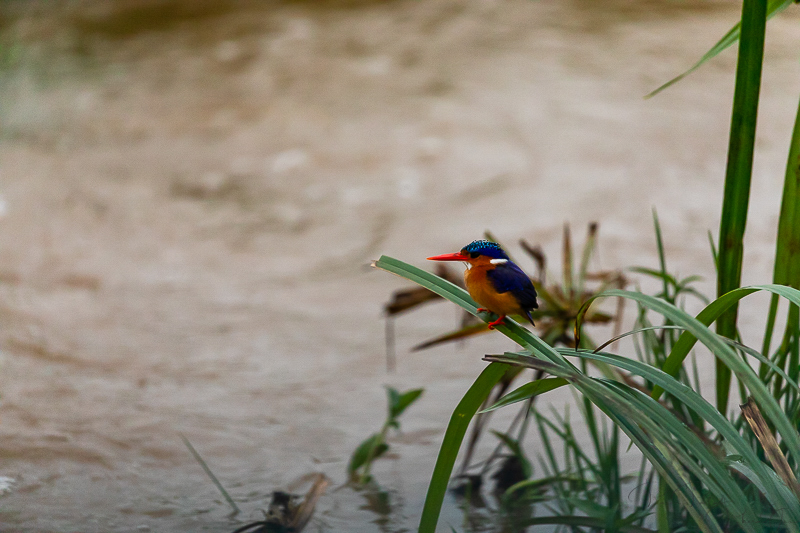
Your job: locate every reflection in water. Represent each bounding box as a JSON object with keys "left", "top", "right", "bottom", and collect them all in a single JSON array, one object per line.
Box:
[{"left": 0, "top": 0, "right": 798, "bottom": 531}]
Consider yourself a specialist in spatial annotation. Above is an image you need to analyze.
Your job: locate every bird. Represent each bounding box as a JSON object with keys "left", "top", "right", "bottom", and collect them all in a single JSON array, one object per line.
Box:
[{"left": 427, "top": 240, "right": 538, "bottom": 330}]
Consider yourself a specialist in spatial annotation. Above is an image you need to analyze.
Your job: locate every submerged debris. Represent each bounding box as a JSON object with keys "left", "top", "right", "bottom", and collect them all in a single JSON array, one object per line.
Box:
[{"left": 230, "top": 474, "right": 329, "bottom": 533}]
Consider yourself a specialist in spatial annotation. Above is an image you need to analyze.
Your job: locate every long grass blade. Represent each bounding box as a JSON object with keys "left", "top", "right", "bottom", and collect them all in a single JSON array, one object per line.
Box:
[
  {"left": 606, "top": 384, "right": 760, "bottom": 532},
  {"left": 583, "top": 352, "right": 796, "bottom": 530},
  {"left": 487, "top": 353, "right": 735, "bottom": 532},
  {"left": 375, "top": 256, "right": 800, "bottom": 530},
  {"left": 728, "top": 459, "right": 800, "bottom": 527},
  {"left": 480, "top": 377, "right": 569, "bottom": 413},
  {"left": 499, "top": 351, "right": 770, "bottom": 531},
  {"left": 574, "top": 379, "right": 726, "bottom": 533},
  {"left": 179, "top": 433, "right": 241, "bottom": 514},
  {"left": 495, "top": 349, "right": 800, "bottom": 531},
  {"left": 580, "top": 289, "right": 800, "bottom": 462},
  {"left": 373, "top": 255, "right": 571, "bottom": 368},
  {"left": 652, "top": 209, "right": 670, "bottom": 302},
  {"left": 593, "top": 325, "right": 685, "bottom": 354},
  {"left": 372, "top": 256, "right": 479, "bottom": 315},
  {"left": 417, "top": 362, "right": 511, "bottom": 533},
  {"left": 763, "top": 89, "right": 800, "bottom": 381},
  {"left": 715, "top": 0, "right": 768, "bottom": 416},
  {"left": 647, "top": 285, "right": 800, "bottom": 398},
  {"left": 646, "top": 0, "right": 791, "bottom": 97},
  {"left": 575, "top": 291, "right": 800, "bottom": 528}
]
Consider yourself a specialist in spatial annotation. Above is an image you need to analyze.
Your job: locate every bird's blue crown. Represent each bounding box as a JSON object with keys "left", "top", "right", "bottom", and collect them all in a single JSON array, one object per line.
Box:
[{"left": 461, "top": 240, "right": 509, "bottom": 259}]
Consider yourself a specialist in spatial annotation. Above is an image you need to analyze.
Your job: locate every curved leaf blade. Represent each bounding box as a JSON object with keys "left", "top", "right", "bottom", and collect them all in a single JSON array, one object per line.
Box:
[
  {"left": 646, "top": 0, "right": 792, "bottom": 97},
  {"left": 418, "top": 362, "right": 511, "bottom": 533},
  {"left": 479, "top": 377, "right": 569, "bottom": 413}
]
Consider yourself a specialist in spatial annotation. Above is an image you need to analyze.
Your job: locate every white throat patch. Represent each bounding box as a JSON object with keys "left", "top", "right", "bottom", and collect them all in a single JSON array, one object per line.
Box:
[{"left": 490, "top": 258, "right": 508, "bottom": 265}]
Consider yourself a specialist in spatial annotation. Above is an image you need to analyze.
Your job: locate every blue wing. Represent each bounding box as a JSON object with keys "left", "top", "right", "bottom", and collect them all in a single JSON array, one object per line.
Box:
[{"left": 486, "top": 262, "right": 539, "bottom": 310}]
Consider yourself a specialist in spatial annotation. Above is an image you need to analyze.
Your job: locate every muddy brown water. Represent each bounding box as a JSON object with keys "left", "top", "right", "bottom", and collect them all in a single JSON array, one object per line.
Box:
[{"left": 0, "top": 0, "right": 798, "bottom": 531}]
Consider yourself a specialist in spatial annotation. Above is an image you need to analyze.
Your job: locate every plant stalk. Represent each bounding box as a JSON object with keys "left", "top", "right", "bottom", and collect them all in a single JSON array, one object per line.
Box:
[{"left": 715, "top": 0, "right": 767, "bottom": 416}]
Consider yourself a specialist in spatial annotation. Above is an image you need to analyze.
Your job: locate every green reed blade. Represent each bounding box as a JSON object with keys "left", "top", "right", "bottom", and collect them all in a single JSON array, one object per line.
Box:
[
  {"left": 652, "top": 209, "right": 670, "bottom": 303},
  {"left": 488, "top": 352, "right": 729, "bottom": 532},
  {"left": 375, "top": 256, "right": 800, "bottom": 530},
  {"left": 479, "top": 377, "right": 568, "bottom": 413},
  {"left": 560, "top": 347, "right": 800, "bottom": 528},
  {"left": 763, "top": 91, "right": 800, "bottom": 379},
  {"left": 417, "top": 362, "right": 510, "bottom": 533},
  {"left": 646, "top": 0, "right": 791, "bottom": 97},
  {"left": 499, "top": 349, "right": 800, "bottom": 530},
  {"left": 373, "top": 255, "right": 569, "bottom": 367},
  {"left": 653, "top": 285, "right": 800, "bottom": 394},
  {"left": 578, "top": 288, "right": 800, "bottom": 464},
  {"left": 715, "top": 0, "right": 768, "bottom": 416}
]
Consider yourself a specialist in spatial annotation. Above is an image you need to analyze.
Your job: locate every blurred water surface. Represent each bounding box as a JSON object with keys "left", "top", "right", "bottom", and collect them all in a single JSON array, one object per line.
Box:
[{"left": 0, "top": 0, "right": 799, "bottom": 530}]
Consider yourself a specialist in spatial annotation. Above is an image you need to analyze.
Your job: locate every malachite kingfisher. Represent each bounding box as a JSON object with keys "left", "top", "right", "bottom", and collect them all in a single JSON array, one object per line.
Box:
[{"left": 428, "top": 240, "right": 538, "bottom": 330}]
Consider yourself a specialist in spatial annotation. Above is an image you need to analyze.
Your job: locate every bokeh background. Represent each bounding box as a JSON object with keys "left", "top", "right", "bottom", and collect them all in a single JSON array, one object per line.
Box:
[{"left": 0, "top": 0, "right": 799, "bottom": 531}]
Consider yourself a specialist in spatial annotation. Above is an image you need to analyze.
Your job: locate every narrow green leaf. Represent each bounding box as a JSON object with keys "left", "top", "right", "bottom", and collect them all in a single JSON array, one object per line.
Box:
[
  {"left": 651, "top": 285, "right": 800, "bottom": 397},
  {"left": 761, "top": 294, "right": 780, "bottom": 372},
  {"left": 568, "top": 496, "right": 618, "bottom": 520},
  {"left": 728, "top": 459, "right": 800, "bottom": 528},
  {"left": 652, "top": 209, "right": 670, "bottom": 302},
  {"left": 418, "top": 362, "right": 511, "bottom": 533},
  {"left": 596, "top": 321, "right": 797, "bottom": 396},
  {"left": 557, "top": 346, "right": 800, "bottom": 529},
  {"left": 723, "top": 335, "right": 800, "bottom": 394},
  {"left": 373, "top": 256, "right": 478, "bottom": 314},
  {"left": 388, "top": 387, "right": 424, "bottom": 420},
  {"left": 386, "top": 387, "right": 400, "bottom": 417},
  {"left": 715, "top": 0, "right": 768, "bottom": 416},
  {"left": 581, "top": 379, "right": 725, "bottom": 533},
  {"left": 479, "top": 377, "right": 568, "bottom": 413},
  {"left": 646, "top": 0, "right": 791, "bottom": 97},
  {"left": 373, "top": 255, "right": 571, "bottom": 369},
  {"left": 522, "top": 350, "right": 764, "bottom": 531},
  {"left": 570, "top": 290, "right": 800, "bottom": 528},
  {"left": 774, "top": 90, "right": 800, "bottom": 283},
  {"left": 503, "top": 473, "right": 580, "bottom": 497},
  {"left": 594, "top": 325, "right": 685, "bottom": 354},
  {"left": 766, "top": 79, "right": 800, "bottom": 386},
  {"left": 348, "top": 433, "right": 385, "bottom": 474},
  {"left": 629, "top": 266, "right": 679, "bottom": 291},
  {"left": 656, "top": 484, "right": 669, "bottom": 533},
  {"left": 630, "top": 267, "right": 705, "bottom": 300},
  {"left": 610, "top": 384, "right": 762, "bottom": 533},
  {"left": 582, "top": 288, "right": 800, "bottom": 462},
  {"left": 650, "top": 438, "right": 723, "bottom": 533},
  {"left": 708, "top": 229, "right": 719, "bottom": 270},
  {"left": 487, "top": 353, "right": 752, "bottom": 532}
]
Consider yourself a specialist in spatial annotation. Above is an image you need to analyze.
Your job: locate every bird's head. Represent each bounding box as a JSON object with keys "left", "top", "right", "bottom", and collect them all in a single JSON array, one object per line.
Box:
[{"left": 427, "top": 239, "right": 510, "bottom": 267}]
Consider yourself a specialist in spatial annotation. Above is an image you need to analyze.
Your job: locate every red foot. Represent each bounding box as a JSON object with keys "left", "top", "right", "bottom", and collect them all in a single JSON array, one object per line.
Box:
[
  {"left": 487, "top": 315, "right": 507, "bottom": 330},
  {"left": 477, "top": 307, "right": 490, "bottom": 313}
]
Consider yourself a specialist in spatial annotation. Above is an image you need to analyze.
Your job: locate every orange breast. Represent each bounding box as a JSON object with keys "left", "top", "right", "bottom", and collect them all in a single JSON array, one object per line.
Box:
[{"left": 464, "top": 264, "right": 523, "bottom": 316}]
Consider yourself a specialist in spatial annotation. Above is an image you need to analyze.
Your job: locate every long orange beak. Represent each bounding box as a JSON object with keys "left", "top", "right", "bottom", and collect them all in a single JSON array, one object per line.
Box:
[{"left": 427, "top": 252, "right": 469, "bottom": 261}]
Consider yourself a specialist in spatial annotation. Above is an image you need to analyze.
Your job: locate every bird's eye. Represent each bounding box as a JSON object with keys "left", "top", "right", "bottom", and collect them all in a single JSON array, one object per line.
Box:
[{"left": 469, "top": 252, "right": 479, "bottom": 259}]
